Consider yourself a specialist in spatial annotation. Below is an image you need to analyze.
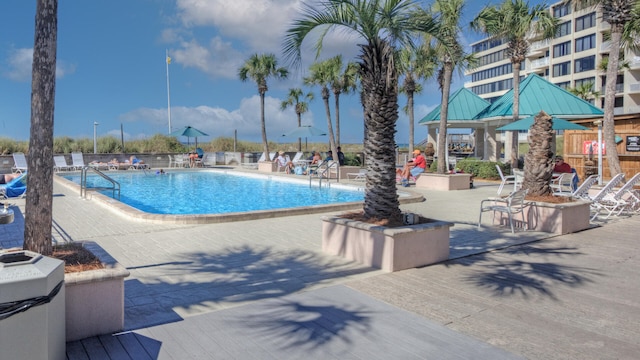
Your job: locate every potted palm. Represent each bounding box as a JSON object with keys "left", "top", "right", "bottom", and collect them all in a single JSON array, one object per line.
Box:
[{"left": 284, "top": 0, "right": 454, "bottom": 272}]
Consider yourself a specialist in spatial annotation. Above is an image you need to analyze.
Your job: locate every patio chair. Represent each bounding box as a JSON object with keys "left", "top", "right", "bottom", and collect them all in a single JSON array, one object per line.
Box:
[
  {"left": 71, "top": 152, "right": 86, "bottom": 170},
  {"left": 11, "top": 152, "right": 28, "bottom": 173},
  {"left": 478, "top": 188, "right": 530, "bottom": 233},
  {"left": 496, "top": 164, "right": 515, "bottom": 195},
  {"left": 347, "top": 168, "right": 367, "bottom": 181},
  {"left": 555, "top": 174, "right": 599, "bottom": 199},
  {"left": 53, "top": 155, "right": 73, "bottom": 172},
  {"left": 587, "top": 173, "right": 625, "bottom": 220},
  {"left": 0, "top": 172, "right": 27, "bottom": 199},
  {"left": 550, "top": 172, "right": 575, "bottom": 195}
]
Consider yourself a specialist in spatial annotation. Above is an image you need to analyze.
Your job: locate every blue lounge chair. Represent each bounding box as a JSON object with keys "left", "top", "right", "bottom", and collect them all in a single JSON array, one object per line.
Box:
[{"left": 0, "top": 172, "right": 27, "bottom": 199}]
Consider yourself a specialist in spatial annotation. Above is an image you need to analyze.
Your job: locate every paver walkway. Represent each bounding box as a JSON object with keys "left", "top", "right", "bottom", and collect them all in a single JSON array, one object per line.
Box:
[{"left": 1, "top": 172, "right": 638, "bottom": 359}]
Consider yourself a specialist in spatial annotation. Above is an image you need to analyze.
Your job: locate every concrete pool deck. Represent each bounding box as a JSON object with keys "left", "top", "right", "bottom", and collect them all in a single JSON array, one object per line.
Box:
[{"left": 1, "top": 171, "right": 639, "bottom": 359}]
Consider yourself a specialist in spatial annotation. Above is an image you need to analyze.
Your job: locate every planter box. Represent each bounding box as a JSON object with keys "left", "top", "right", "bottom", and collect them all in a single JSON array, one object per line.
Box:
[
  {"left": 415, "top": 173, "right": 472, "bottom": 191},
  {"left": 64, "top": 243, "right": 130, "bottom": 341},
  {"left": 258, "top": 161, "right": 276, "bottom": 173},
  {"left": 492, "top": 200, "right": 591, "bottom": 234},
  {"left": 322, "top": 216, "right": 452, "bottom": 272}
]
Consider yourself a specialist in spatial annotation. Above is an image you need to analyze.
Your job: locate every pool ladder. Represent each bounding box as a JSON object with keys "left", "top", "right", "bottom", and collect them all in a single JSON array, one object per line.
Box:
[
  {"left": 80, "top": 166, "right": 121, "bottom": 200},
  {"left": 309, "top": 161, "right": 339, "bottom": 188}
]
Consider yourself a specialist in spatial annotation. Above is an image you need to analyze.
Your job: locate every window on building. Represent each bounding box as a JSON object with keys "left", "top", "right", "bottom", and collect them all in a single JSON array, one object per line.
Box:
[
  {"left": 575, "top": 12, "right": 596, "bottom": 32},
  {"left": 575, "top": 34, "right": 596, "bottom": 52},
  {"left": 555, "top": 21, "right": 572, "bottom": 38},
  {"left": 553, "top": 41, "right": 571, "bottom": 57},
  {"left": 574, "top": 77, "right": 596, "bottom": 90},
  {"left": 553, "top": 61, "right": 571, "bottom": 77},
  {"left": 553, "top": 3, "right": 571, "bottom": 17},
  {"left": 575, "top": 55, "right": 595, "bottom": 73},
  {"left": 602, "top": 97, "right": 624, "bottom": 108},
  {"left": 478, "top": 49, "right": 507, "bottom": 66},
  {"left": 555, "top": 81, "right": 570, "bottom": 89}
]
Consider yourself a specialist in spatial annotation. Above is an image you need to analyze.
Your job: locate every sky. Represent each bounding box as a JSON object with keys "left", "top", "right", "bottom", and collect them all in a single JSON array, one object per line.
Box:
[{"left": 0, "top": 0, "right": 541, "bottom": 146}]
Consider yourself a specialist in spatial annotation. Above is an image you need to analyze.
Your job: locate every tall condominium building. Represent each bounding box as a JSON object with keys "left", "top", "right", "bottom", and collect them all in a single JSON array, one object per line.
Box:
[{"left": 465, "top": 0, "right": 640, "bottom": 116}]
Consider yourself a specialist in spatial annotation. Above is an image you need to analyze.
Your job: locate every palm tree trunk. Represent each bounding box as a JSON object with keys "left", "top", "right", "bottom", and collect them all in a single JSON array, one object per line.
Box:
[
  {"left": 260, "top": 92, "right": 270, "bottom": 161},
  {"left": 522, "top": 111, "right": 554, "bottom": 196},
  {"left": 323, "top": 88, "right": 338, "bottom": 159},
  {"left": 296, "top": 111, "right": 302, "bottom": 152},
  {"left": 408, "top": 91, "right": 414, "bottom": 156},
  {"left": 360, "top": 40, "right": 401, "bottom": 223},
  {"left": 334, "top": 93, "right": 341, "bottom": 147},
  {"left": 603, "top": 25, "right": 623, "bottom": 177},
  {"left": 507, "top": 61, "right": 521, "bottom": 170},
  {"left": 437, "top": 62, "right": 453, "bottom": 174},
  {"left": 23, "top": 0, "right": 57, "bottom": 256}
]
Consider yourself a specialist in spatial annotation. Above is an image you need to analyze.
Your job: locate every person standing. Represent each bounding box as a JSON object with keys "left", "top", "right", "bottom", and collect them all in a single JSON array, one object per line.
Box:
[{"left": 337, "top": 146, "right": 345, "bottom": 166}]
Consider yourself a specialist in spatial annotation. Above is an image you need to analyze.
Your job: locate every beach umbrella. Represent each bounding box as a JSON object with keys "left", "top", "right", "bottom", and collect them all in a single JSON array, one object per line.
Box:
[
  {"left": 170, "top": 126, "right": 209, "bottom": 148},
  {"left": 282, "top": 125, "right": 327, "bottom": 150},
  {"left": 496, "top": 115, "right": 589, "bottom": 131}
]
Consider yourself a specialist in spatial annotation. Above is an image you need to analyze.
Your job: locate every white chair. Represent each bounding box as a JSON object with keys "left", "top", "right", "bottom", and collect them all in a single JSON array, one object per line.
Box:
[
  {"left": 11, "top": 152, "right": 28, "bottom": 173},
  {"left": 556, "top": 174, "right": 599, "bottom": 199},
  {"left": 53, "top": 155, "right": 73, "bottom": 172},
  {"left": 513, "top": 169, "right": 524, "bottom": 191},
  {"left": 347, "top": 169, "right": 367, "bottom": 181},
  {"left": 593, "top": 172, "right": 640, "bottom": 218},
  {"left": 275, "top": 155, "right": 292, "bottom": 173},
  {"left": 173, "top": 154, "right": 187, "bottom": 168},
  {"left": 496, "top": 164, "right": 515, "bottom": 195},
  {"left": 71, "top": 152, "right": 86, "bottom": 170},
  {"left": 479, "top": 188, "right": 530, "bottom": 233},
  {"left": 167, "top": 155, "right": 175, "bottom": 168},
  {"left": 588, "top": 173, "right": 625, "bottom": 220},
  {"left": 550, "top": 172, "right": 575, "bottom": 195}
]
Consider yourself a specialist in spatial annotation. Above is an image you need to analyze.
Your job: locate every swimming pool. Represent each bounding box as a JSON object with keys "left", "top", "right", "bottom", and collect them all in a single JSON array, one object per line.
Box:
[{"left": 60, "top": 170, "right": 365, "bottom": 216}]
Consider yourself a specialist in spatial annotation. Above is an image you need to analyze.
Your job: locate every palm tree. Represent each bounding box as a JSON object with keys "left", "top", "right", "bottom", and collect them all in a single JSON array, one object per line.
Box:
[
  {"left": 397, "top": 43, "right": 436, "bottom": 156},
  {"left": 571, "top": 0, "right": 637, "bottom": 177},
  {"left": 238, "top": 53, "right": 288, "bottom": 162},
  {"left": 329, "top": 57, "right": 360, "bottom": 147},
  {"left": 304, "top": 58, "right": 339, "bottom": 159},
  {"left": 284, "top": 0, "right": 440, "bottom": 222},
  {"left": 281, "top": 88, "right": 314, "bottom": 152},
  {"left": 431, "top": 0, "right": 476, "bottom": 174},
  {"left": 471, "top": 0, "right": 558, "bottom": 170},
  {"left": 568, "top": 81, "right": 600, "bottom": 102},
  {"left": 23, "top": 0, "right": 58, "bottom": 256},
  {"left": 522, "top": 110, "right": 555, "bottom": 196}
]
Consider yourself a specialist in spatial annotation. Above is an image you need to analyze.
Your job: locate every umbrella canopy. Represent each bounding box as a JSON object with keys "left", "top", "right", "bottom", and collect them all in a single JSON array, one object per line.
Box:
[
  {"left": 283, "top": 125, "right": 327, "bottom": 138},
  {"left": 497, "top": 115, "right": 589, "bottom": 131},
  {"left": 170, "top": 126, "right": 209, "bottom": 147}
]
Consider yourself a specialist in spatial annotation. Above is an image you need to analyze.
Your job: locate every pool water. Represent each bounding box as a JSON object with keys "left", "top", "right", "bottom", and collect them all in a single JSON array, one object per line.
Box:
[{"left": 62, "top": 171, "right": 364, "bottom": 215}]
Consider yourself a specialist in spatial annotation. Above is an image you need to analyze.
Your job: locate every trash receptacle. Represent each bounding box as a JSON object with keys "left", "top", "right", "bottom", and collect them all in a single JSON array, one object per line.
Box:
[{"left": 0, "top": 250, "right": 65, "bottom": 360}]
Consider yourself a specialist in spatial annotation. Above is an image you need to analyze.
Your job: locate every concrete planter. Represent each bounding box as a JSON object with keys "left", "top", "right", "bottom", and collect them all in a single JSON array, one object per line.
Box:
[
  {"left": 64, "top": 243, "right": 130, "bottom": 341},
  {"left": 525, "top": 200, "right": 591, "bottom": 234},
  {"left": 322, "top": 216, "right": 452, "bottom": 272},
  {"left": 415, "top": 173, "right": 472, "bottom": 191},
  {"left": 258, "top": 161, "right": 276, "bottom": 173}
]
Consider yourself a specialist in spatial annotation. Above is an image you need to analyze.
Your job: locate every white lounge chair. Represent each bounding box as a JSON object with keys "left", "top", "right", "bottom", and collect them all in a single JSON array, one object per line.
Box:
[
  {"left": 71, "top": 152, "right": 86, "bottom": 170},
  {"left": 496, "top": 164, "right": 515, "bottom": 195},
  {"left": 53, "top": 155, "right": 73, "bottom": 172},
  {"left": 593, "top": 172, "right": 640, "bottom": 218},
  {"left": 11, "top": 152, "right": 28, "bottom": 173},
  {"left": 347, "top": 168, "right": 367, "bottom": 181},
  {"left": 478, "top": 188, "right": 530, "bottom": 233},
  {"left": 588, "top": 173, "right": 625, "bottom": 220},
  {"left": 555, "top": 174, "right": 599, "bottom": 199}
]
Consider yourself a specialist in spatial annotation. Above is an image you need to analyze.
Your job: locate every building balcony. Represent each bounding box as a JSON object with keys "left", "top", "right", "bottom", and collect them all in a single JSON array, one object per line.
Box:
[
  {"left": 629, "top": 83, "right": 640, "bottom": 94},
  {"left": 614, "top": 107, "right": 624, "bottom": 115},
  {"left": 600, "top": 41, "right": 611, "bottom": 53},
  {"left": 627, "top": 105, "right": 640, "bottom": 114},
  {"left": 527, "top": 39, "right": 550, "bottom": 56},
  {"left": 528, "top": 57, "right": 550, "bottom": 70},
  {"left": 601, "top": 83, "right": 625, "bottom": 95},
  {"left": 599, "top": 21, "right": 611, "bottom": 32},
  {"left": 629, "top": 57, "right": 640, "bottom": 71}
]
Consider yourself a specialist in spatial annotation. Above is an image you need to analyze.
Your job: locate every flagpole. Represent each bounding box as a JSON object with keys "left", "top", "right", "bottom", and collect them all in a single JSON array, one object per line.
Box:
[{"left": 166, "top": 49, "right": 172, "bottom": 134}]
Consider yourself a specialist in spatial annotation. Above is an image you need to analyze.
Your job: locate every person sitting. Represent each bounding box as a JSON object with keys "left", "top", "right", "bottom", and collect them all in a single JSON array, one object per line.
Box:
[
  {"left": 337, "top": 146, "right": 345, "bottom": 166},
  {"left": 553, "top": 155, "right": 571, "bottom": 173},
  {"left": 325, "top": 150, "right": 334, "bottom": 161},
  {"left": 273, "top": 151, "right": 294, "bottom": 174},
  {"left": 0, "top": 173, "right": 22, "bottom": 185},
  {"left": 308, "top": 151, "right": 323, "bottom": 174},
  {"left": 398, "top": 149, "right": 426, "bottom": 187},
  {"left": 188, "top": 151, "right": 199, "bottom": 168}
]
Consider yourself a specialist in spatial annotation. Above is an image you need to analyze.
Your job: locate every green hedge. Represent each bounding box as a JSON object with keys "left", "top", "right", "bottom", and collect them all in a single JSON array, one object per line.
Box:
[{"left": 429, "top": 158, "right": 511, "bottom": 180}]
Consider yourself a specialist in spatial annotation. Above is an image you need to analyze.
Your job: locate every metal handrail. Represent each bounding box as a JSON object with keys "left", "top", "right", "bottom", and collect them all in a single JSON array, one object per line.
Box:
[
  {"left": 309, "top": 160, "right": 339, "bottom": 188},
  {"left": 80, "top": 166, "right": 120, "bottom": 200}
]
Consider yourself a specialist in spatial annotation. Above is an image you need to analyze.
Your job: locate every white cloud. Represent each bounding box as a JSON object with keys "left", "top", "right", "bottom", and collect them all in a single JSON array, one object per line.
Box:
[
  {"left": 119, "top": 94, "right": 316, "bottom": 142},
  {"left": 4, "top": 47, "right": 75, "bottom": 82},
  {"left": 170, "top": 37, "right": 244, "bottom": 79}
]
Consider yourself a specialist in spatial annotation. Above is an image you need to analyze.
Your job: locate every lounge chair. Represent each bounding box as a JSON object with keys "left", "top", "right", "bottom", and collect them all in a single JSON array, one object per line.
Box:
[
  {"left": 592, "top": 172, "right": 640, "bottom": 218},
  {"left": 555, "top": 174, "right": 599, "bottom": 199},
  {"left": 71, "top": 152, "right": 86, "bottom": 170},
  {"left": 0, "top": 172, "right": 27, "bottom": 199},
  {"left": 496, "top": 164, "right": 515, "bottom": 195},
  {"left": 347, "top": 168, "right": 367, "bottom": 181},
  {"left": 478, "top": 188, "right": 530, "bottom": 233},
  {"left": 172, "top": 154, "right": 187, "bottom": 168},
  {"left": 53, "top": 155, "right": 73, "bottom": 172},
  {"left": 241, "top": 152, "right": 274, "bottom": 169},
  {"left": 11, "top": 152, "right": 28, "bottom": 173},
  {"left": 587, "top": 173, "right": 625, "bottom": 220}
]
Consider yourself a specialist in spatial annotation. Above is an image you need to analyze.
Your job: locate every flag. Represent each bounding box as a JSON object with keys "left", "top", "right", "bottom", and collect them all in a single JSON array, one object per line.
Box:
[{"left": 166, "top": 56, "right": 171, "bottom": 64}]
